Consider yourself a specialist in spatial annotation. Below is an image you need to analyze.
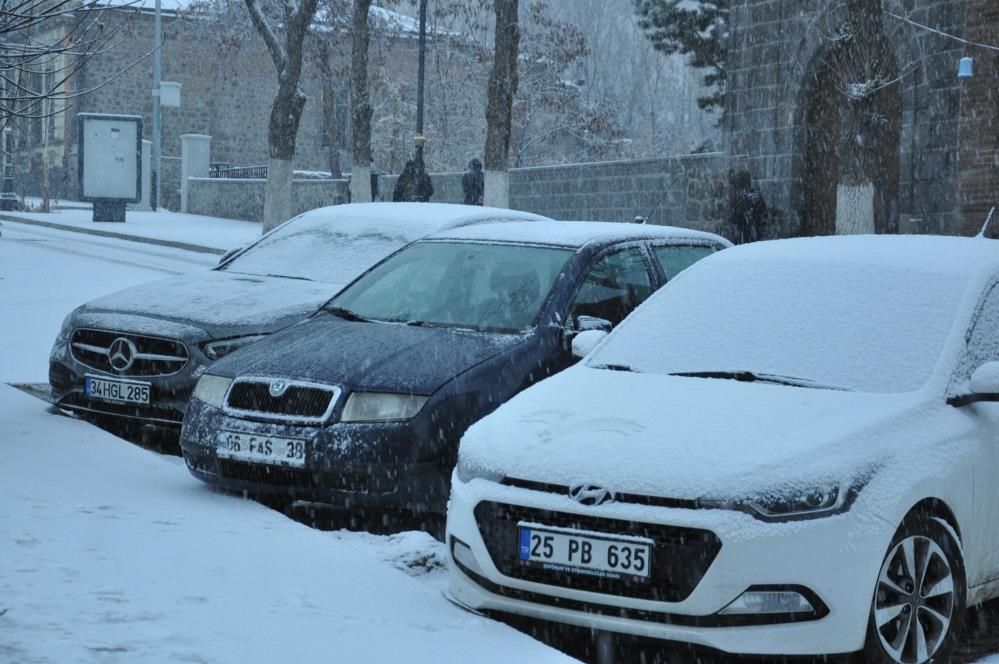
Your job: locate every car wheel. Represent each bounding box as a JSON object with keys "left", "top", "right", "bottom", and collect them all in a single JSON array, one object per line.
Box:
[{"left": 863, "top": 514, "right": 966, "bottom": 664}]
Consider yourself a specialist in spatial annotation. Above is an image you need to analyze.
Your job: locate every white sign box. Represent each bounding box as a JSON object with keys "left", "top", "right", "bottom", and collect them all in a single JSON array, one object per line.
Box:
[{"left": 77, "top": 113, "right": 142, "bottom": 202}]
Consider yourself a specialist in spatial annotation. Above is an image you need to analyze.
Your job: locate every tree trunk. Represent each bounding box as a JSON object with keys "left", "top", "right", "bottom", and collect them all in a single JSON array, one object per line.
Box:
[
  {"left": 261, "top": 84, "right": 307, "bottom": 232},
  {"left": 350, "top": 0, "right": 374, "bottom": 203},
  {"left": 483, "top": 0, "right": 519, "bottom": 208},
  {"left": 318, "top": 44, "right": 343, "bottom": 180},
  {"left": 243, "top": 0, "right": 320, "bottom": 233},
  {"left": 264, "top": 158, "right": 294, "bottom": 230}
]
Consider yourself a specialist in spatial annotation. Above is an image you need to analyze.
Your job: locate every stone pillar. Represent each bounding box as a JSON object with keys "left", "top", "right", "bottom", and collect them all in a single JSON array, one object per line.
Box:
[
  {"left": 180, "top": 134, "right": 210, "bottom": 213},
  {"left": 135, "top": 140, "right": 152, "bottom": 210}
]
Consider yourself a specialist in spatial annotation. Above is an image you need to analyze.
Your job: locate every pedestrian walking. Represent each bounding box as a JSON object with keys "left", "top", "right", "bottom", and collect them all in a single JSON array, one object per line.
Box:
[
  {"left": 393, "top": 161, "right": 416, "bottom": 202},
  {"left": 729, "top": 170, "right": 768, "bottom": 244},
  {"left": 462, "top": 158, "right": 484, "bottom": 205}
]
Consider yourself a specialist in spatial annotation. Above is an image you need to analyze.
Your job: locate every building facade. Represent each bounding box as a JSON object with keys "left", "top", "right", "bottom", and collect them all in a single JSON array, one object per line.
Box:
[{"left": 725, "top": 0, "right": 999, "bottom": 238}]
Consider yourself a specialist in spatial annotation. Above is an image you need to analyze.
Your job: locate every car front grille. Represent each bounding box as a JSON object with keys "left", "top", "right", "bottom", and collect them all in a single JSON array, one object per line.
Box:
[
  {"left": 473, "top": 501, "right": 721, "bottom": 603},
  {"left": 70, "top": 328, "right": 189, "bottom": 377},
  {"left": 223, "top": 379, "right": 339, "bottom": 422}
]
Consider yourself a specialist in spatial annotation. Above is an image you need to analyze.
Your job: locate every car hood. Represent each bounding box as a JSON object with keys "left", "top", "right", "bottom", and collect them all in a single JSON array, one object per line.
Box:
[
  {"left": 208, "top": 315, "right": 524, "bottom": 395},
  {"left": 459, "top": 366, "right": 931, "bottom": 500},
  {"left": 75, "top": 271, "right": 341, "bottom": 339}
]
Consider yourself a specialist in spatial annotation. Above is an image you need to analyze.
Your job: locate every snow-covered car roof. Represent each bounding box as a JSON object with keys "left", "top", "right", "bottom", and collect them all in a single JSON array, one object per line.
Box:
[
  {"left": 428, "top": 220, "right": 730, "bottom": 248},
  {"left": 286, "top": 202, "right": 552, "bottom": 239}
]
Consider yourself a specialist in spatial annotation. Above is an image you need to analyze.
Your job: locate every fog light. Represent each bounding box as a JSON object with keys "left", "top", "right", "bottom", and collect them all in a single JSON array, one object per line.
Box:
[
  {"left": 450, "top": 537, "right": 485, "bottom": 577},
  {"left": 719, "top": 588, "right": 815, "bottom": 615}
]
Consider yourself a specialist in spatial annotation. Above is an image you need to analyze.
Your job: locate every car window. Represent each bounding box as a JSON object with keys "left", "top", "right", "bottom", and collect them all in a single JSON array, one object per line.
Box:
[
  {"left": 951, "top": 282, "right": 999, "bottom": 394},
  {"left": 328, "top": 241, "right": 572, "bottom": 332},
  {"left": 570, "top": 247, "right": 654, "bottom": 327},
  {"left": 653, "top": 245, "right": 715, "bottom": 280}
]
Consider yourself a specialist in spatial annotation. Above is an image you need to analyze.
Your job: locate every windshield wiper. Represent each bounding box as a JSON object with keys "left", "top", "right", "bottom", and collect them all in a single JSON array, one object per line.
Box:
[
  {"left": 405, "top": 320, "right": 446, "bottom": 328},
  {"left": 323, "top": 306, "right": 370, "bottom": 322},
  {"left": 669, "top": 371, "right": 848, "bottom": 391},
  {"left": 591, "top": 363, "right": 640, "bottom": 373}
]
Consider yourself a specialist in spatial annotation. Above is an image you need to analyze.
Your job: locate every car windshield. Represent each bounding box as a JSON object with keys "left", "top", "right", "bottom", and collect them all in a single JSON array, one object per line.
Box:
[
  {"left": 326, "top": 241, "right": 572, "bottom": 333},
  {"left": 221, "top": 215, "right": 412, "bottom": 284},
  {"left": 588, "top": 257, "right": 968, "bottom": 393}
]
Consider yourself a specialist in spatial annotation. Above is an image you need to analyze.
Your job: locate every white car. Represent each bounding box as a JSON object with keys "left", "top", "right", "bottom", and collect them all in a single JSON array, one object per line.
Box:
[{"left": 447, "top": 235, "right": 999, "bottom": 663}]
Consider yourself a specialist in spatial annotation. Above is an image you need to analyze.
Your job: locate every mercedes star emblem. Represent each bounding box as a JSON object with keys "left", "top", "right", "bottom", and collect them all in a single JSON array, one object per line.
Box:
[
  {"left": 569, "top": 483, "right": 615, "bottom": 506},
  {"left": 269, "top": 380, "right": 289, "bottom": 398},
  {"left": 108, "top": 337, "right": 137, "bottom": 372}
]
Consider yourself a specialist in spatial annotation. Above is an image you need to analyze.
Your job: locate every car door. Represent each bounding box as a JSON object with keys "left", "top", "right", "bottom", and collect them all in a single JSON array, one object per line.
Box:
[
  {"left": 949, "top": 281, "right": 999, "bottom": 586},
  {"left": 567, "top": 243, "right": 659, "bottom": 332},
  {"left": 649, "top": 242, "right": 719, "bottom": 282}
]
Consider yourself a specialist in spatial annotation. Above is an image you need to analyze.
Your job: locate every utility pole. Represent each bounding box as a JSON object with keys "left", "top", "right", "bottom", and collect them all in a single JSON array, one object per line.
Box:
[
  {"left": 152, "top": 0, "right": 162, "bottom": 210},
  {"left": 412, "top": 0, "right": 428, "bottom": 201}
]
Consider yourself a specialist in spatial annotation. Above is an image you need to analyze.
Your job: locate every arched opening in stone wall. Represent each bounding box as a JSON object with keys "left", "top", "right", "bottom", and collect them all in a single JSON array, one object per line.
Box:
[{"left": 800, "top": 8, "right": 902, "bottom": 236}]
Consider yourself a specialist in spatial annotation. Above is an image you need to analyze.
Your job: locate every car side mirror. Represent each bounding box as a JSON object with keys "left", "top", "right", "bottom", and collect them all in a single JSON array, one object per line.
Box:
[
  {"left": 949, "top": 361, "right": 999, "bottom": 407},
  {"left": 572, "top": 329, "right": 608, "bottom": 359},
  {"left": 576, "top": 315, "right": 612, "bottom": 333},
  {"left": 217, "top": 246, "right": 241, "bottom": 266}
]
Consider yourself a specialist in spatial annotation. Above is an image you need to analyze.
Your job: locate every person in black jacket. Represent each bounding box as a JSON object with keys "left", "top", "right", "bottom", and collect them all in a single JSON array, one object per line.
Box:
[
  {"left": 462, "top": 158, "right": 484, "bottom": 205},
  {"left": 393, "top": 160, "right": 434, "bottom": 202},
  {"left": 729, "top": 170, "right": 768, "bottom": 244}
]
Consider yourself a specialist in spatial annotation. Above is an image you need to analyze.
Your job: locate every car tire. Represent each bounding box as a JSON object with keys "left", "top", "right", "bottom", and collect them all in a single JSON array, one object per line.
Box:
[{"left": 862, "top": 513, "right": 966, "bottom": 664}]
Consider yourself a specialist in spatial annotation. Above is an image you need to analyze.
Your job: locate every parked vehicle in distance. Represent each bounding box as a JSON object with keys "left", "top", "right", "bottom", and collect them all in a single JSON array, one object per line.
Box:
[
  {"left": 179, "top": 221, "right": 729, "bottom": 517},
  {"left": 48, "top": 203, "right": 550, "bottom": 432},
  {"left": 447, "top": 235, "right": 999, "bottom": 663}
]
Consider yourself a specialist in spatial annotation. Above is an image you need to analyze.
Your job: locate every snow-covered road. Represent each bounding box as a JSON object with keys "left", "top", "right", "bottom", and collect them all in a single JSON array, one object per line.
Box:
[{"left": 0, "top": 225, "right": 572, "bottom": 663}]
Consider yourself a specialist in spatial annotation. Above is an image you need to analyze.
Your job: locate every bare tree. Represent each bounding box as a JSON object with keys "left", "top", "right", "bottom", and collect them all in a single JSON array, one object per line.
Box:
[
  {"left": 483, "top": 0, "right": 519, "bottom": 208},
  {"left": 349, "top": 0, "right": 374, "bottom": 202},
  {"left": 244, "top": 0, "right": 321, "bottom": 232}
]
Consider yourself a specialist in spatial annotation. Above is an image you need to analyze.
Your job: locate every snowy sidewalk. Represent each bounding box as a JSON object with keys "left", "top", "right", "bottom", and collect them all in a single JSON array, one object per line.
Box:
[
  {"left": 0, "top": 206, "right": 261, "bottom": 254},
  {"left": 0, "top": 385, "right": 574, "bottom": 663}
]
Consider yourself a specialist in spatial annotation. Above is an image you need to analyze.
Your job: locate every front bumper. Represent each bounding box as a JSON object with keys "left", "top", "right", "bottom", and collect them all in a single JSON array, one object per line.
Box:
[
  {"left": 445, "top": 476, "right": 893, "bottom": 656},
  {"left": 49, "top": 351, "right": 201, "bottom": 428},
  {"left": 179, "top": 398, "right": 451, "bottom": 513}
]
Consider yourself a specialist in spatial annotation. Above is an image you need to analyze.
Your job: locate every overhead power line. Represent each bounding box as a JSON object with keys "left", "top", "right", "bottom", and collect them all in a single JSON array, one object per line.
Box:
[{"left": 884, "top": 9, "right": 999, "bottom": 53}]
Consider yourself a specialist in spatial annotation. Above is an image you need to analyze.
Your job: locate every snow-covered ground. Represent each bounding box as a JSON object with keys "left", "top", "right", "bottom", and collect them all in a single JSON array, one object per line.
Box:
[
  {"left": 0, "top": 386, "right": 572, "bottom": 663},
  {"left": 2, "top": 207, "right": 260, "bottom": 252},
  {"left": 0, "top": 223, "right": 217, "bottom": 382},
  {"left": 0, "top": 224, "right": 573, "bottom": 662}
]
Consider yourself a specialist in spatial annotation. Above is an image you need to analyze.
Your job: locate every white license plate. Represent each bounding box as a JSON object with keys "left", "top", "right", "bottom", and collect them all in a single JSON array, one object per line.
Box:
[
  {"left": 85, "top": 375, "right": 150, "bottom": 405},
  {"left": 518, "top": 523, "right": 653, "bottom": 582},
  {"left": 217, "top": 430, "right": 307, "bottom": 468}
]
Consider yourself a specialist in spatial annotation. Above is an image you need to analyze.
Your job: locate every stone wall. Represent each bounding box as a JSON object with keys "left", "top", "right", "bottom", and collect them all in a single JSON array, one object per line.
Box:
[
  {"left": 186, "top": 178, "right": 350, "bottom": 222},
  {"left": 377, "top": 154, "right": 731, "bottom": 235},
  {"left": 725, "top": 0, "right": 998, "bottom": 237}
]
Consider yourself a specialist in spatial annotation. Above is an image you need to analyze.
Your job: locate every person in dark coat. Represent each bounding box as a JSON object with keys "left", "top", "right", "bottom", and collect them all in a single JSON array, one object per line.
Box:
[
  {"left": 393, "top": 160, "right": 435, "bottom": 202},
  {"left": 729, "top": 170, "right": 768, "bottom": 244},
  {"left": 393, "top": 161, "right": 416, "bottom": 202},
  {"left": 462, "top": 158, "right": 484, "bottom": 205}
]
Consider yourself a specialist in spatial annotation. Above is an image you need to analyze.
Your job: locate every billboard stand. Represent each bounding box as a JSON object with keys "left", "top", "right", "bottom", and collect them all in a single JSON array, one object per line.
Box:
[{"left": 77, "top": 113, "right": 143, "bottom": 223}]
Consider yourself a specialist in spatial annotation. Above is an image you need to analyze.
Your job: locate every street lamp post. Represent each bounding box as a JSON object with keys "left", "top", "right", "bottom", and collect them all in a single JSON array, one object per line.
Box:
[
  {"left": 152, "top": 0, "right": 162, "bottom": 210},
  {"left": 412, "top": 0, "right": 428, "bottom": 202}
]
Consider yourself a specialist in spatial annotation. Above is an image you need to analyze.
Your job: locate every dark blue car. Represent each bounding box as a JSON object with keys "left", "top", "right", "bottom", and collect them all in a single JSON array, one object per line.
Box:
[{"left": 179, "top": 221, "right": 729, "bottom": 516}]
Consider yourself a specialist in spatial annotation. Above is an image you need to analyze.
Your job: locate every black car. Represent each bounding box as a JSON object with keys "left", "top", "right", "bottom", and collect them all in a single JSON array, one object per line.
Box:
[
  {"left": 48, "top": 203, "right": 548, "bottom": 433},
  {"left": 179, "top": 221, "right": 730, "bottom": 515}
]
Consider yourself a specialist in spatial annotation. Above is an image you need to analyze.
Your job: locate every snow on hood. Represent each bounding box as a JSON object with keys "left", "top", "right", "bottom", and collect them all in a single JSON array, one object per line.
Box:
[
  {"left": 459, "top": 366, "right": 927, "bottom": 501},
  {"left": 76, "top": 271, "right": 339, "bottom": 339},
  {"left": 207, "top": 316, "right": 523, "bottom": 395}
]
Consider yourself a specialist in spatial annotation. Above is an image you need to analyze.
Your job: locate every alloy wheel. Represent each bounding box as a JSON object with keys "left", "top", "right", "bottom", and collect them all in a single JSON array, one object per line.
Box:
[{"left": 874, "top": 535, "right": 955, "bottom": 663}]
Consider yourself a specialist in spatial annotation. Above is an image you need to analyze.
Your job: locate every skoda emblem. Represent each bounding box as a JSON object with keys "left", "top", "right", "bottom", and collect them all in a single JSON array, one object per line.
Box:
[
  {"left": 108, "top": 337, "right": 137, "bottom": 372},
  {"left": 268, "top": 380, "right": 289, "bottom": 398},
  {"left": 569, "top": 484, "right": 615, "bottom": 506}
]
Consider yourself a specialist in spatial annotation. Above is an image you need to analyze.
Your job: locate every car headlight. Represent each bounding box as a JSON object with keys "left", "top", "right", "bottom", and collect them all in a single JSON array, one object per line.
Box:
[
  {"left": 201, "top": 335, "right": 269, "bottom": 361},
  {"left": 744, "top": 485, "right": 848, "bottom": 520},
  {"left": 192, "top": 374, "right": 233, "bottom": 408},
  {"left": 455, "top": 455, "right": 505, "bottom": 484},
  {"left": 340, "top": 392, "right": 428, "bottom": 422}
]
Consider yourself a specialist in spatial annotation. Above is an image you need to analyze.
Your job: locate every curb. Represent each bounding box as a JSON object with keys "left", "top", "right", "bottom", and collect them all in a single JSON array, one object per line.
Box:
[{"left": 0, "top": 214, "right": 225, "bottom": 255}]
